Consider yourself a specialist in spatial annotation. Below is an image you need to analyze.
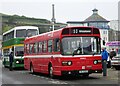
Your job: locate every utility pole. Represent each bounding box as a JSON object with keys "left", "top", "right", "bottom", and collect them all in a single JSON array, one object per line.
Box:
[{"left": 51, "top": 4, "right": 56, "bottom": 31}]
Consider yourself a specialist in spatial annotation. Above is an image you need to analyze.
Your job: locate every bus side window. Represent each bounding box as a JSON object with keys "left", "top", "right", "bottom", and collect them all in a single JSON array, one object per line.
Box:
[
  {"left": 26, "top": 44, "right": 29, "bottom": 54},
  {"left": 48, "top": 40, "right": 53, "bottom": 53},
  {"left": 33, "top": 43, "right": 38, "bottom": 54},
  {"left": 43, "top": 41, "right": 47, "bottom": 53},
  {"left": 38, "top": 42, "right": 43, "bottom": 53},
  {"left": 54, "top": 38, "right": 60, "bottom": 52},
  {"left": 29, "top": 44, "right": 34, "bottom": 54}
]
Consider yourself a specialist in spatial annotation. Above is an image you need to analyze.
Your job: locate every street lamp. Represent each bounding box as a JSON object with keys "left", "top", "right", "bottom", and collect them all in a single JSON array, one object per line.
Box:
[{"left": 51, "top": 4, "right": 56, "bottom": 31}]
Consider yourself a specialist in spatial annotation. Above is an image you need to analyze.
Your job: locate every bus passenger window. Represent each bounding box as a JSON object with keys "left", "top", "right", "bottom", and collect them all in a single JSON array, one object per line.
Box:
[
  {"left": 43, "top": 41, "right": 47, "bottom": 52},
  {"left": 48, "top": 40, "right": 52, "bottom": 53},
  {"left": 26, "top": 44, "right": 29, "bottom": 54},
  {"left": 38, "top": 42, "right": 43, "bottom": 53},
  {"left": 29, "top": 44, "right": 34, "bottom": 54},
  {"left": 54, "top": 38, "right": 60, "bottom": 52},
  {"left": 34, "top": 43, "right": 38, "bottom": 54}
]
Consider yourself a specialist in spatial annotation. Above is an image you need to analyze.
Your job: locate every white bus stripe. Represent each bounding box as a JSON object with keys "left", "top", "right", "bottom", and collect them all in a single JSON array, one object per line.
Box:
[{"left": 24, "top": 54, "right": 101, "bottom": 58}]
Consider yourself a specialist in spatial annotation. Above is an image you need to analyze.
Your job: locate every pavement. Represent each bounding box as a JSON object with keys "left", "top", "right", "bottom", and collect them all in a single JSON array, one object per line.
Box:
[
  {"left": 90, "top": 67, "right": 119, "bottom": 83},
  {"left": 107, "top": 68, "right": 119, "bottom": 81}
]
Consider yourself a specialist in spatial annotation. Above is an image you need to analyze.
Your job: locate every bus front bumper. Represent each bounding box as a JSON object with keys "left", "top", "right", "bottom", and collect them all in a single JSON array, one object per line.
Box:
[{"left": 61, "top": 70, "right": 102, "bottom": 75}]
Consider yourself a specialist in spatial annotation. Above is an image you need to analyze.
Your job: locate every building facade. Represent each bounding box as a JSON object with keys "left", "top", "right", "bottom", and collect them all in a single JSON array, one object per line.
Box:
[
  {"left": 109, "top": 20, "right": 120, "bottom": 41},
  {"left": 67, "top": 8, "right": 110, "bottom": 48},
  {"left": 110, "top": 20, "right": 119, "bottom": 31},
  {"left": 106, "top": 2, "right": 120, "bottom": 54},
  {"left": 118, "top": 1, "right": 120, "bottom": 31},
  {"left": 0, "top": 35, "right": 2, "bottom": 57},
  {"left": 107, "top": 20, "right": 120, "bottom": 53}
]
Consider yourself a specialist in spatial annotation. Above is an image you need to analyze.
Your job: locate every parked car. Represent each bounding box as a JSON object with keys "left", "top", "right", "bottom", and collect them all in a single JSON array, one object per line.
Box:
[{"left": 111, "top": 54, "right": 120, "bottom": 70}]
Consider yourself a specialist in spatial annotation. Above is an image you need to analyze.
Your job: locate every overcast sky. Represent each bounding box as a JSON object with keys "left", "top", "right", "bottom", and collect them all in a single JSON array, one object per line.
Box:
[{"left": 0, "top": 0, "right": 120, "bottom": 23}]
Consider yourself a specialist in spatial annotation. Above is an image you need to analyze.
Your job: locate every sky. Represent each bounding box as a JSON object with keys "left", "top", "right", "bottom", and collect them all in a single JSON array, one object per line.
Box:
[{"left": 0, "top": 0, "right": 120, "bottom": 23}]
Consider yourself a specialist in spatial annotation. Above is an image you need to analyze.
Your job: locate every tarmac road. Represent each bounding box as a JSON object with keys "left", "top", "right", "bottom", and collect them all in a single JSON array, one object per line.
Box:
[{"left": 1, "top": 60, "right": 119, "bottom": 85}]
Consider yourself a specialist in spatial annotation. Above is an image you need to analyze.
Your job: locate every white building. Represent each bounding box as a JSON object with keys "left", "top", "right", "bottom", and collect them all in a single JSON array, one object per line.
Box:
[
  {"left": 118, "top": 1, "right": 120, "bottom": 31},
  {"left": 67, "top": 8, "right": 110, "bottom": 48},
  {"left": 0, "top": 35, "right": 2, "bottom": 56},
  {"left": 106, "top": 2, "right": 120, "bottom": 54},
  {"left": 110, "top": 20, "right": 119, "bottom": 31}
]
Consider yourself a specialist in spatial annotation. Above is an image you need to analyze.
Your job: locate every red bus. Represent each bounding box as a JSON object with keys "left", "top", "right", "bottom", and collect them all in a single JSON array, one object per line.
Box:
[{"left": 24, "top": 26, "right": 102, "bottom": 78}]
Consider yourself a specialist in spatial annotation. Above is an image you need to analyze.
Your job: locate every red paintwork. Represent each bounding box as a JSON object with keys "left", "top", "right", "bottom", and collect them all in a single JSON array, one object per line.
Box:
[{"left": 24, "top": 26, "right": 102, "bottom": 76}]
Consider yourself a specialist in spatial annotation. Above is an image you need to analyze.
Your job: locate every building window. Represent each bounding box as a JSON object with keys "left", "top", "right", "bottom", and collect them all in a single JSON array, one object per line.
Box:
[
  {"left": 103, "top": 31, "right": 107, "bottom": 34},
  {"left": 89, "top": 23, "right": 97, "bottom": 27},
  {"left": 103, "top": 37, "right": 106, "bottom": 41}
]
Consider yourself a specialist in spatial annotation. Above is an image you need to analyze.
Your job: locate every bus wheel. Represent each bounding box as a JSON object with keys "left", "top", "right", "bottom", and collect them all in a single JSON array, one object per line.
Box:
[
  {"left": 49, "top": 64, "right": 55, "bottom": 78},
  {"left": 30, "top": 64, "right": 34, "bottom": 74}
]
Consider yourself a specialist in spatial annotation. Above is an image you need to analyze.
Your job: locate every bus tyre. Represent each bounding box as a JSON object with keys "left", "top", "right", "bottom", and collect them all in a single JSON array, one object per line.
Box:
[
  {"left": 30, "top": 64, "right": 34, "bottom": 74},
  {"left": 49, "top": 65, "right": 55, "bottom": 78}
]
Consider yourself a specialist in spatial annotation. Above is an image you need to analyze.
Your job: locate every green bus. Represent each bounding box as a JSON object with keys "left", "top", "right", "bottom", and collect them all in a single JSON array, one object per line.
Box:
[{"left": 2, "top": 26, "right": 39, "bottom": 68}]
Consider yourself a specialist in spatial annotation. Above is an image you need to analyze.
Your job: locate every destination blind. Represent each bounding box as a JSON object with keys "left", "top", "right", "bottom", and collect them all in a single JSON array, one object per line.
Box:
[{"left": 71, "top": 28, "right": 92, "bottom": 34}]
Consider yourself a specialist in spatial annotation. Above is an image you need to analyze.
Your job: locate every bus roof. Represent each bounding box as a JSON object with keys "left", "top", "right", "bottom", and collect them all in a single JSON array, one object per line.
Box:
[
  {"left": 24, "top": 26, "right": 100, "bottom": 43},
  {"left": 3, "top": 26, "right": 39, "bottom": 35},
  {"left": 25, "top": 27, "right": 63, "bottom": 40},
  {"left": 26, "top": 26, "right": 97, "bottom": 38}
]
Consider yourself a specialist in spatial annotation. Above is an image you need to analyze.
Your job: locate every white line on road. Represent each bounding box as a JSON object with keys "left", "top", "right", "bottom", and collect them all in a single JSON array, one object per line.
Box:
[
  {"left": 48, "top": 80, "right": 68, "bottom": 84},
  {"left": 29, "top": 73, "right": 68, "bottom": 84}
]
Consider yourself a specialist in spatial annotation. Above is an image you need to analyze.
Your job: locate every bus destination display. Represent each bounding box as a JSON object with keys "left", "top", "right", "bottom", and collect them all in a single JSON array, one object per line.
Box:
[{"left": 71, "top": 28, "right": 91, "bottom": 34}]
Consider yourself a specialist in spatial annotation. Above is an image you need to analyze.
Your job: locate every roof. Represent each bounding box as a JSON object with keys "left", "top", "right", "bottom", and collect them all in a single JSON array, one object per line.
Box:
[
  {"left": 3, "top": 26, "right": 39, "bottom": 35},
  {"left": 84, "top": 8, "right": 109, "bottom": 22},
  {"left": 67, "top": 21, "right": 86, "bottom": 23}
]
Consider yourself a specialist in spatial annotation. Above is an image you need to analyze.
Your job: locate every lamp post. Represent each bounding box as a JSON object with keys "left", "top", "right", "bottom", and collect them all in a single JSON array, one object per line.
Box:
[{"left": 51, "top": 4, "right": 56, "bottom": 31}]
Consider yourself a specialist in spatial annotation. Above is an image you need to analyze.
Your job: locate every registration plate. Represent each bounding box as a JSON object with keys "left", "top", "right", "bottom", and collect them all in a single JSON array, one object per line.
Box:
[{"left": 79, "top": 70, "right": 88, "bottom": 73}]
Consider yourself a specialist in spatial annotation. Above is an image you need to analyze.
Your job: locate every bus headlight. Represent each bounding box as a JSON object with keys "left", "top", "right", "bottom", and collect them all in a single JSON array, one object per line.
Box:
[
  {"left": 94, "top": 60, "right": 98, "bottom": 64},
  {"left": 62, "top": 61, "right": 72, "bottom": 66},
  {"left": 68, "top": 61, "right": 72, "bottom": 66},
  {"left": 16, "top": 61, "right": 19, "bottom": 64},
  {"left": 94, "top": 60, "right": 101, "bottom": 64}
]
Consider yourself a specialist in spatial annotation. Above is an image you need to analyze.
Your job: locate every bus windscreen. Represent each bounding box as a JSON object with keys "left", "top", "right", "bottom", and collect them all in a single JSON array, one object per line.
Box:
[
  {"left": 62, "top": 37, "right": 101, "bottom": 55},
  {"left": 15, "top": 46, "right": 24, "bottom": 56},
  {"left": 16, "top": 29, "right": 38, "bottom": 37}
]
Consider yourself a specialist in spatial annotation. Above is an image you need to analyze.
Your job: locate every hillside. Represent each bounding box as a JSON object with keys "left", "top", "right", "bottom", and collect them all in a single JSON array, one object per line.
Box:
[{"left": 1, "top": 13, "right": 66, "bottom": 34}]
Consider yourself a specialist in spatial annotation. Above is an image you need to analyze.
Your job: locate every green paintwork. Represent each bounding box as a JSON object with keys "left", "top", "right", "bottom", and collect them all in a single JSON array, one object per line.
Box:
[
  {"left": 3, "top": 58, "right": 24, "bottom": 68},
  {"left": 2, "top": 38, "right": 25, "bottom": 47}
]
